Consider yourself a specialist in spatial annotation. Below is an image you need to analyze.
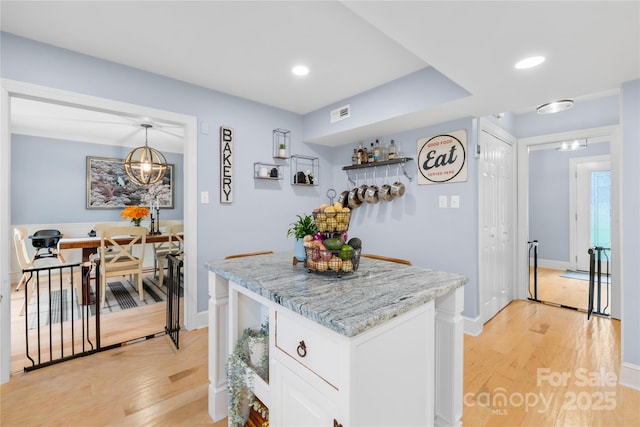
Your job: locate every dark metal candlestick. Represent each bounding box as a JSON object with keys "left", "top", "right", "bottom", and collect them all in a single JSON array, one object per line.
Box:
[
  {"left": 149, "top": 211, "right": 161, "bottom": 235},
  {"left": 155, "top": 207, "right": 161, "bottom": 234}
]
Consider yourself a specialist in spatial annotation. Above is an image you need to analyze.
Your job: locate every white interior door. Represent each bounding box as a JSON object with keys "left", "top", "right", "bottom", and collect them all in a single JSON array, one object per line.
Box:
[{"left": 479, "top": 129, "right": 514, "bottom": 323}]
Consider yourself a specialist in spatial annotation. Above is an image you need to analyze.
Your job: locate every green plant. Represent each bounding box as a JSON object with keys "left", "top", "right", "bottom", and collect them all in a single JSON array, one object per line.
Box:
[
  {"left": 226, "top": 320, "right": 269, "bottom": 426},
  {"left": 279, "top": 143, "right": 286, "bottom": 149},
  {"left": 287, "top": 213, "right": 317, "bottom": 239}
]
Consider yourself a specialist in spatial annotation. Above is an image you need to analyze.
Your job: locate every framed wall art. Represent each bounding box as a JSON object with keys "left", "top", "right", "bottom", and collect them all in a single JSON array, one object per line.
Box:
[
  {"left": 86, "top": 156, "right": 174, "bottom": 209},
  {"left": 416, "top": 130, "right": 467, "bottom": 185}
]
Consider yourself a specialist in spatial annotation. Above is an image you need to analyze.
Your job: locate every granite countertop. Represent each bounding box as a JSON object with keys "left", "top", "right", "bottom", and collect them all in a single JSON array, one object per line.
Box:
[{"left": 206, "top": 252, "right": 467, "bottom": 337}]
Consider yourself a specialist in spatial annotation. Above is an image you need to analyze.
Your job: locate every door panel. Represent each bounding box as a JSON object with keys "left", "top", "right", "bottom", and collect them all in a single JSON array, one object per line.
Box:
[
  {"left": 479, "top": 130, "right": 514, "bottom": 323},
  {"left": 575, "top": 160, "right": 610, "bottom": 271}
]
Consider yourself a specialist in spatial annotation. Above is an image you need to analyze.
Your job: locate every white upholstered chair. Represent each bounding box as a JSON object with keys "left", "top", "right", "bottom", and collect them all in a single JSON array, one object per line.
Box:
[{"left": 13, "top": 227, "right": 72, "bottom": 315}]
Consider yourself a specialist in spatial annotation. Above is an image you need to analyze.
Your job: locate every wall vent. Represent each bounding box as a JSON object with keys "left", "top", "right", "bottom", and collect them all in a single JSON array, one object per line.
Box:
[{"left": 330, "top": 104, "right": 350, "bottom": 123}]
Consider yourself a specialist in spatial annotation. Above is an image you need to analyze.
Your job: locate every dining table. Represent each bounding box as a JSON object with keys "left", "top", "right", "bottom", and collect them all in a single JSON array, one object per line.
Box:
[{"left": 58, "top": 233, "right": 177, "bottom": 305}]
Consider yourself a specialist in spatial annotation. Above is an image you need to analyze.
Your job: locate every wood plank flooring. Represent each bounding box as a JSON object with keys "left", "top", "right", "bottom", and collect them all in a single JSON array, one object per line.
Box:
[
  {"left": 3, "top": 293, "right": 637, "bottom": 425},
  {"left": 463, "top": 300, "right": 639, "bottom": 426},
  {"left": 530, "top": 267, "right": 610, "bottom": 313}
]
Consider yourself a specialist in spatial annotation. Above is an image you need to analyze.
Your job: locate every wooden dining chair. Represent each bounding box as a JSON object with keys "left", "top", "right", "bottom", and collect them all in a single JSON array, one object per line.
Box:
[
  {"left": 360, "top": 253, "right": 412, "bottom": 266},
  {"left": 155, "top": 223, "right": 184, "bottom": 287},
  {"left": 96, "top": 225, "right": 147, "bottom": 307},
  {"left": 225, "top": 251, "right": 273, "bottom": 259}
]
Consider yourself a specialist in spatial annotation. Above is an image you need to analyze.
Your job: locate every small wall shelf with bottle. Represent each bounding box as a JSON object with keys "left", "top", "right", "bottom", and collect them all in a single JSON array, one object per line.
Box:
[
  {"left": 291, "top": 155, "right": 319, "bottom": 186},
  {"left": 254, "top": 162, "right": 284, "bottom": 180},
  {"left": 342, "top": 157, "right": 413, "bottom": 171},
  {"left": 273, "top": 128, "right": 290, "bottom": 159}
]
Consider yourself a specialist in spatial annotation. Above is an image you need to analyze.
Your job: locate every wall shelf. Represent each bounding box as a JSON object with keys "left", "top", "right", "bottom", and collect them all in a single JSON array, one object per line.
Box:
[
  {"left": 254, "top": 162, "right": 284, "bottom": 180},
  {"left": 341, "top": 157, "right": 413, "bottom": 171},
  {"left": 343, "top": 157, "right": 413, "bottom": 185},
  {"left": 291, "top": 155, "right": 319, "bottom": 186},
  {"left": 273, "top": 128, "right": 290, "bottom": 159}
]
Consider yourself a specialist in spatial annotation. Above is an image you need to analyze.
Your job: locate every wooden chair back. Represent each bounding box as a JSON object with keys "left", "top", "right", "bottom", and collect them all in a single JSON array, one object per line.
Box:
[
  {"left": 361, "top": 253, "right": 412, "bottom": 266},
  {"left": 225, "top": 251, "right": 273, "bottom": 259}
]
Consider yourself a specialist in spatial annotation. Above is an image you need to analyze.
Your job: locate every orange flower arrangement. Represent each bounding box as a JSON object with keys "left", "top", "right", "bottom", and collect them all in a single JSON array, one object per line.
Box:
[{"left": 121, "top": 205, "right": 149, "bottom": 226}]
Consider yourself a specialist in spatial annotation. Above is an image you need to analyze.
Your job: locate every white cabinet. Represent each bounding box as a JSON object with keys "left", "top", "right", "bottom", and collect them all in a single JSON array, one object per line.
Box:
[
  {"left": 271, "top": 359, "right": 342, "bottom": 427},
  {"left": 208, "top": 259, "right": 464, "bottom": 427},
  {"left": 271, "top": 302, "right": 435, "bottom": 427}
]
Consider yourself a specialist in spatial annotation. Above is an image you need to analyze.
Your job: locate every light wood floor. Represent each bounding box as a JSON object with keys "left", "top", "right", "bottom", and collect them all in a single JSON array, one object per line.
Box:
[
  {"left": 8, "top": 273, "right": 171, "bottom": 374},
  {"left": 3, "top": 299, "right": 637, "bottom": 425},
  {"left": 463, "top": 300, "right": 638, "bottom": 426},
  {"left": 530, "top": 267, "right": 610, "bottom": 313}
]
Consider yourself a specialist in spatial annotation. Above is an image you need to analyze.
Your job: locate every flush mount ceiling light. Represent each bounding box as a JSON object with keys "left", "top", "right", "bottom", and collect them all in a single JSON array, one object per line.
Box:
[
  {"left": 556, "top": 139, "right": 587, "bottom": 152},
  {"left": 124, "top": 123, "right": 168, "bottom": 185},
  {"left": 537, "top": 99, "right": 575, "bottom": 114},
  {"left": 514, "top": 56, "right": 546, "bottom": 70},
  {"left": 291, "top": 64, "right": 309, "bottom": 76}
]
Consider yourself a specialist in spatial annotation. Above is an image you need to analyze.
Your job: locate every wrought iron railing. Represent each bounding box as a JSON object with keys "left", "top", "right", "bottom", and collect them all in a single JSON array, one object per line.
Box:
[
  {"left": 21, "top": 263, "right": 97, "bottom": 371},
  {"left": 165, "top": 253, "right": 183, "bottom": 349},
  {"left": 588, "top": 247, "right": 611, "bottom": 319}
]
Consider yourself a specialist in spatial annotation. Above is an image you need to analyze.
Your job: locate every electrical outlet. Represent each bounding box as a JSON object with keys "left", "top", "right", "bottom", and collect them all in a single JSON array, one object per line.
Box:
[
  {"left": 439, "top": 195, "right": 448, "bottom": 208},
  {"left": 451, "top": 195, "right": 460, "bottom": 208}
]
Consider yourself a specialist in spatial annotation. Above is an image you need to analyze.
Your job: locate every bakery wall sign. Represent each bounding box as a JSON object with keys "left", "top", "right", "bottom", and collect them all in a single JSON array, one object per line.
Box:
[
  {"left": 220, "top": 126, "right": 233, "bottom": 203},
  {"left": 417, "top": 130, "right": 467, "bottom": 185}
]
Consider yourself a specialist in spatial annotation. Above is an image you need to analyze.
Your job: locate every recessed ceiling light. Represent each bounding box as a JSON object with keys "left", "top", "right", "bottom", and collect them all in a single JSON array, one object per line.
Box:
[
  {"left": 291, "top": 65, "right": 309, "bottom": 76},
  {"left": 514, "top": 56, "right": 546, "bottom": 70},
  {"left": 537, "top": 99, "right": 575, "bottom": 114}
]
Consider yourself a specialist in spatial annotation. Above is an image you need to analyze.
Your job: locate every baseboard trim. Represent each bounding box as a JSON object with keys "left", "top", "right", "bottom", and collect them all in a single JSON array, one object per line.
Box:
[
  {"left": 193, "top": 309, "right": 209, "bottom": 330},
  {"left": 463, "top": 315, "right": 483, "bottom": 336},
  {"left": 619, "top": 362, "right": 640, "bottom": 391},
  {"left": 531, "top": 258, "right": 571, "bottom": 271}
]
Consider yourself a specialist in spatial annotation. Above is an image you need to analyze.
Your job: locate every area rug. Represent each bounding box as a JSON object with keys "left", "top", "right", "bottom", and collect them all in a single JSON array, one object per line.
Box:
[
  {"left": 27, "top": 277, "right": 172, "bottom": 329},
  {"left": 560, "top": 271, "right": 592, "bottom": 281}
]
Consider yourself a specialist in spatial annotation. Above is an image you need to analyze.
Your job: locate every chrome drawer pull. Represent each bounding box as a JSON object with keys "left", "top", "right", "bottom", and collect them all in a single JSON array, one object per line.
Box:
[{"left": 297, "top": 340, "right": 307, "bottom": 357}]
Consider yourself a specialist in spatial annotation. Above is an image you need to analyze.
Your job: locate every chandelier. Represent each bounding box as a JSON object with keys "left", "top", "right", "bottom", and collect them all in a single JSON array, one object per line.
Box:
[{"left": 124, "top": 123, "right": 168, "bottom": 185}]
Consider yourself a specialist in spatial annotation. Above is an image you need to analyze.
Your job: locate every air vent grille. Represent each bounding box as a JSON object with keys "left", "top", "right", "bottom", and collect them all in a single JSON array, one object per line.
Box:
[{"left": 330, "top": 104, "right": 350, "bottom": 123}]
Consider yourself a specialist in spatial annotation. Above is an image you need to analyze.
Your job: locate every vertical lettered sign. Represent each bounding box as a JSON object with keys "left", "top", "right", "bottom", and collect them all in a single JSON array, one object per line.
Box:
[{"left": 220, "top": 126, "right": 233, "bottom": 203}]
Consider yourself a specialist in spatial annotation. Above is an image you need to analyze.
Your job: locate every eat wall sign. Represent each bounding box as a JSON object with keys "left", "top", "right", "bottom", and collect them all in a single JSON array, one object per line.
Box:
[{"left": 417, "top": 130, "right": 467, "bottom": 185}]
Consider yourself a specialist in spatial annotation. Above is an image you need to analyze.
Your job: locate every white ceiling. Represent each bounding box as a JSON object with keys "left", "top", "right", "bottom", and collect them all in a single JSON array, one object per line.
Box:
[{"left": 2, "top": 1, "right": 638, "bottom": 149}]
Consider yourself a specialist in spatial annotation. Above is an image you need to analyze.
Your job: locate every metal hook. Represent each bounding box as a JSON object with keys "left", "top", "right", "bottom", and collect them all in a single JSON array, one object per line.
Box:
[
  {"left": 401, "top": 159, "right": 413, "bottom": 182},
  {"left": 347, "top": 170, "right": 356, "bottom": 186},
  {"left": 326, "top": 188, "right": 337, "bottom": 204}
]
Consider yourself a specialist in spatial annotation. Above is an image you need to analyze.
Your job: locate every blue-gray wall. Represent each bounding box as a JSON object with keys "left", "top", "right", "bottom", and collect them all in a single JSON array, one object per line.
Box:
[
  {"left": 3, "top": 32, "right": 640, "bottom": 374},
  {"left": 621, "top": 80, "right": 640, "bottom": 366},
  {"left": 11, "top": 134, "right": 184, "bottom": 224},
  {"left": 529, "top": 142, "right": 610, "bottom": 262}
]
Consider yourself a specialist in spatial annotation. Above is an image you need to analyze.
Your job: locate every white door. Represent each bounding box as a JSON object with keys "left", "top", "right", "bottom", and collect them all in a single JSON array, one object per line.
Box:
[
  {"left": 575, "top": 160, "right": 611, "bottom": 271},
  {"left": 479, "top": 129, "right": 514, "bottom": 323}
]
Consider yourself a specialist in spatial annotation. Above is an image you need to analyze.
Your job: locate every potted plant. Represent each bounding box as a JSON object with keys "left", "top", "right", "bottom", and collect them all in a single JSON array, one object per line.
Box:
[
  {"left": 287, "top": 213, "right": 317, "bottom": 261},
  {"left": 278, "top": 143, "right": 287, "bottom": 158},
  {"left": 226, "top": 320, "right": 269, "bottom": 426}
]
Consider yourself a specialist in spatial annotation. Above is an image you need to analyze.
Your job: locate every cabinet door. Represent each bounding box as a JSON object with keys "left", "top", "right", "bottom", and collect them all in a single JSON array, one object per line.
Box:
[{"left": 272, "top": 360, "right": 342, "bottom": 427}]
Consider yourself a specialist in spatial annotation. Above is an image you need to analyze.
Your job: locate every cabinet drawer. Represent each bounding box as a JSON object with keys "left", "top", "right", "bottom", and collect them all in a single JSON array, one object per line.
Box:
[{"left": 275, "top": 310, "right": 341, "bottom": 389}]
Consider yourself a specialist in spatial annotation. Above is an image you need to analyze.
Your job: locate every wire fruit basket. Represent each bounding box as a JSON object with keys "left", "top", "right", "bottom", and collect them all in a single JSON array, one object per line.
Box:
[
  {"left": 305, "top": 246, "right": 361, "bottom": 278},
  {"left": 312, "top": 210, "right": 351, "bottom": 233}
]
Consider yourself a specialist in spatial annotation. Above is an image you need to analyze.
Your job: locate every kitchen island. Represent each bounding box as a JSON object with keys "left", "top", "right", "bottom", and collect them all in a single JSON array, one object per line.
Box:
[{"left": 207, "top": 252, "right": 467, "bottom": 427}]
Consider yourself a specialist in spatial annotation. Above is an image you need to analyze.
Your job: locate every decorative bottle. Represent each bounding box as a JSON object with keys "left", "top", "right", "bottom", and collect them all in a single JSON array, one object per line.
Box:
[
  {"left": 374, "top": 140, "right": 380, "bottom": 162},
  {"left": 368, "top": 143, "right": 374, "bottom": 163},
  {"left": 352, "top": 148, "right": 358, "bottom": 165},
  {"left": 389, "top": 139, "right": 397, "bottom": 160},
  {"left": 357, "top": 142, "right": 365, "bottom": 165}
]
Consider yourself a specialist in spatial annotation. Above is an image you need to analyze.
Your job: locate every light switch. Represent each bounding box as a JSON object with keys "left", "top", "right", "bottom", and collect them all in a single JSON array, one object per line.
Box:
[
  {"left": 451, "top": 195, "right": 460, "bottom": 208},
  {"left": 200, "top": 121, "right": 209, "bottom": 135},
  {"left": 439, "top": 195, "right": 448, "bottom": 208},
  {"left": 200, "top": 191, "right": 209, "bottom": 204}
]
